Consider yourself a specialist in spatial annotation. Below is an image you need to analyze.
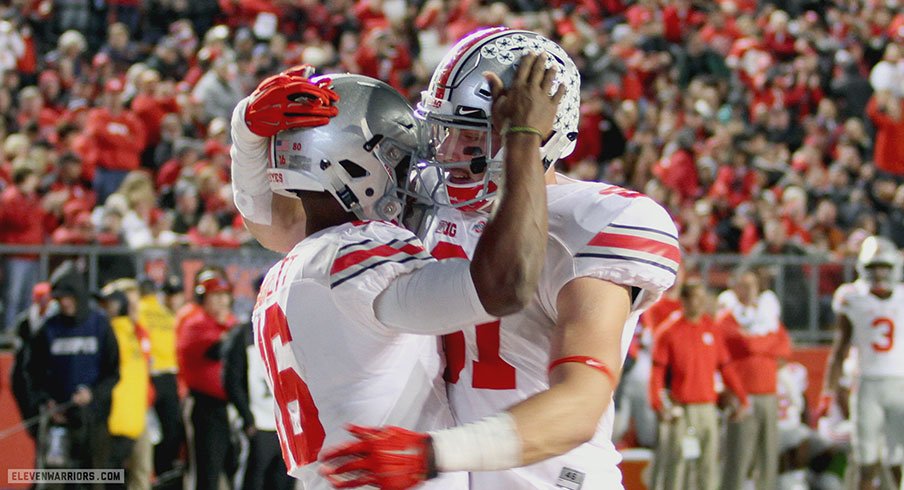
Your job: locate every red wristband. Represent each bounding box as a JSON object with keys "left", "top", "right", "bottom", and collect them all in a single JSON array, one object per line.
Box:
[{"left": 548, "top": 356, "right": 617, "bottom": 385}]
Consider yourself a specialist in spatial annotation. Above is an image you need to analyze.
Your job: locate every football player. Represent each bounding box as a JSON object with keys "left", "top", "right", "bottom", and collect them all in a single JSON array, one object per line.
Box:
[
  {"left": 823, "top": 236, "right": 904, "bottom": 490},
  {"left": 319, "top": 28, "right": 679, "bottom": 490},
  {"left": 239, "top": 62, "right": 562, "bottom": 489}
]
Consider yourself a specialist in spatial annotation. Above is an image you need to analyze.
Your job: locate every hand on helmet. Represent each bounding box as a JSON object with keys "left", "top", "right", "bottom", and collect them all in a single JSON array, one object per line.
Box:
[
  {"left": 484, "top": 52, "right": 565, "bottom": 139},
  {"left": 319, "top": 425, "right": 436, "bottom": 490},
  {"left": 244, "top": 65, "right": 340, "bottom": 138}
]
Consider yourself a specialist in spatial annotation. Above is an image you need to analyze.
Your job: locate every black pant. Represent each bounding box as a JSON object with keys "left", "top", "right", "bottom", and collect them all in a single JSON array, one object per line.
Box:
[
  {"left": 189, "top": 391, "right": 231, "bottom": 490},
  {"left": 152, "top": 373, "right": 184, "bottom": 486},
  {"left": 241, "top": 430, "right": 293, "bottom": 490},
  {"left": 106, "top": 435, "right": 135, "bottom": 490}
]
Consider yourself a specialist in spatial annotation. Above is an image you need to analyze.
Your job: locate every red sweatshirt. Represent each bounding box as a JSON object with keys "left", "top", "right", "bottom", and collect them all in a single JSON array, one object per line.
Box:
[
  {"left": 650, "top": 312, "right": 749, "bottom": 411},
  {"left": 176, "top": 306, "right": 233, "bottom": 400},
  {"left": 83, "top": 107, "right": 147, "bottom": 172},
  {"left": 716, "top": 310, "right": 792, "bottom": 395},
  {"left": 0, "top": 185, "right": 47, "bottom": 256},
  {"left": 131, "top": 95, "right": 179, "bottom": 148},
  {"left": 867, "top": 97, "right": 904, "bottom": 176}
]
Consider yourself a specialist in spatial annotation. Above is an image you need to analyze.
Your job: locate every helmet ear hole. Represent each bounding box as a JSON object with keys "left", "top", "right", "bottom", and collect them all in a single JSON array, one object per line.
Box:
[
  {"left": 365, "top": 188, "right": 375, "bottom": 197},
  {"left": 339, "top": 160, "right": 369, "bottom": 179}
]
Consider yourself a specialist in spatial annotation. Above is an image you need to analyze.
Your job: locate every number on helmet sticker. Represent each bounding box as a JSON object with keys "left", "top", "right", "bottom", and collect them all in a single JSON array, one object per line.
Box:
[{"left": 256, "top": 303, "right": 325, "bottom": 466}]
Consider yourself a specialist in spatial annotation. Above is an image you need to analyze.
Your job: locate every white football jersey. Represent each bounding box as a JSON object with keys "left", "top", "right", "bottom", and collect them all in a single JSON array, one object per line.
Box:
[
  {"left": 777, "top": 362, "right": 808, "bottom": 431},
  {"left": 252, "top": 220, "right": 466, "bottom": 490},
  {"left": 715, "top": 289, "right": 781, "bottom": 335},
  {"left": 833, "top": 280, "right": 904, "bottom": 378},
  {"left": 421, "top": 176, "right": 679, "bottom": 489}
]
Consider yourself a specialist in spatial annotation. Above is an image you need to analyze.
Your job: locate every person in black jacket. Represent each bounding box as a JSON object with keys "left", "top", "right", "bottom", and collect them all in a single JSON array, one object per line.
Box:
[
  {"left": 10, "top": 282, "right": 56, "bottom": 440},
  {"left": 25, "top": 261, "right": 119, "bottom": 474},
  {"left": 222, "top": 276, "right": 292, "bottom": 490}
]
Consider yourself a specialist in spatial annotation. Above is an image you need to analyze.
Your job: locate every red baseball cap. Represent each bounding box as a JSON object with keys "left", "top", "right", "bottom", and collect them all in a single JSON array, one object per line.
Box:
[{"left": 195, "top": 271, "right": 231, "bottom": 296}]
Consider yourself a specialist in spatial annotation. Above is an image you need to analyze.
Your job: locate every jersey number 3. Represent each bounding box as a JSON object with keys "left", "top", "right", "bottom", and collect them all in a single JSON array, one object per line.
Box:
[
  {"left": 872, "top": 317, "right": 895, "bottom": 352},
  {"left": 257, "top": 303, "right": 325, "bottom": 466},
  {"left": 433, "top": 242, "right": 517, "bottom": 389}
]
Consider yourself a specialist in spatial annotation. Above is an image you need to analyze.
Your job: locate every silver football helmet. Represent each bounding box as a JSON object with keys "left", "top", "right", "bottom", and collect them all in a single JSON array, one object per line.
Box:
[
  {"left": 415, "top": 28, "right": 581, "bottom": 212},
  {"left": 857, "top": 235, "right": 902, "bottom": 292},
  {"left": 269, "top": 74, "right": 422, "bottom": 222}
]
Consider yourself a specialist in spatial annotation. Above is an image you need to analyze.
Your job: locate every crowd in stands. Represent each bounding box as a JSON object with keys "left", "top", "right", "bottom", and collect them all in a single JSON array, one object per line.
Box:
[
  {"left": 0, "top": 0, "right": 902, "bottom": 326},
  {"left": 0, "top": 0, "right": 902, "bottom": 250}
]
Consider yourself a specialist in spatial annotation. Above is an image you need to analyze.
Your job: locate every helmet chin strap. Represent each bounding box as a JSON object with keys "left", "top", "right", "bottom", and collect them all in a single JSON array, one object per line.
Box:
[{"left": 320, "top": 159, "right": 365, "bottom": 219}]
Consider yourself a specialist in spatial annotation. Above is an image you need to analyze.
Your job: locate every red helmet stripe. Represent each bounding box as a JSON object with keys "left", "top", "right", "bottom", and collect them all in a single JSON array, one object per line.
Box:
[{"left": 434, "top": 27, "right": 508, "bottom": 100}]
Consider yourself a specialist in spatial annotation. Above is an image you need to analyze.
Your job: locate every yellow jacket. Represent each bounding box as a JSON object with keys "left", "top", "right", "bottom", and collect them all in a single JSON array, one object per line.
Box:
[
  {"left": 108, "top": 316, "right": 149, "bottom": 439},
  {"left": 139, "top": 294, "right": 177, "bottom": 373}
]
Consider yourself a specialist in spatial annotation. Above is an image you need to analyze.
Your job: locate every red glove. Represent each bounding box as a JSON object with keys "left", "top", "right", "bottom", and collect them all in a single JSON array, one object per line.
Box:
[
  {"left": 319, "top": 425, "right": 437, "bottom": 489},
  {"left": 244, "top": 65, "right": 340, "bottom": 137}
]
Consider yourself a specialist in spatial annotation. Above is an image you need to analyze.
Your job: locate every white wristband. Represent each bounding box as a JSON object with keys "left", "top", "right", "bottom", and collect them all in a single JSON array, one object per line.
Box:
[
  {"left": 230, "top": 96, "right": 273, "bottom": 225},
  {"left": 429, "top": 412, "right": 522, "bottom": 472}
]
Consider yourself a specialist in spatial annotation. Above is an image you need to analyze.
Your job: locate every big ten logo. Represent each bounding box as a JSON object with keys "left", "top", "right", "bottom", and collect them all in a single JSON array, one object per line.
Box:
[
  {"left": 435, "top": 220, "right": 457, "bottom": 237},
  {"left": 269, "top": 172, "right": 284, "bottom": 184}
]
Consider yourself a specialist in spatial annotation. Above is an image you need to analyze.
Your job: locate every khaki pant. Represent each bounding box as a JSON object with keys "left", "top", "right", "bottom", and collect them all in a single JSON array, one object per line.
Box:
[
  {"left": 657, "top": 403, "right": 720, "bottom": 490},
  {"left": 723, "top": 394, "right": 779, "bottom": 490},
  {"left": 126, "top": 429, "right": 153, "bottom": 490}
]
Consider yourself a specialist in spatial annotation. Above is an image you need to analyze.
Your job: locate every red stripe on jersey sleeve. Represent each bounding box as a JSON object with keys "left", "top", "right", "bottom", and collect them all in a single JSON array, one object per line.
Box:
[
  {"left": 587, "top": 231, "right": 681, "bottom": 263},
  {"left": 598, "top": 186, "right": 645, "bottom": 199},
  {"left": 330, "top": 242, "right": 426, "bottom": 275}
]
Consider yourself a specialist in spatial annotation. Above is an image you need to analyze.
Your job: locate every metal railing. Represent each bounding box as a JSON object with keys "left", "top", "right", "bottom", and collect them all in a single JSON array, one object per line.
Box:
[{"left": 0, "top": 245, "right": 855, "bottom": 342}]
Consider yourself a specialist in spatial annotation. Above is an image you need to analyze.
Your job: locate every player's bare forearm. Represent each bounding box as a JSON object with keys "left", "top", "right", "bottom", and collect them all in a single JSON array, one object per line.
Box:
[
  {"left": 508, "top": 364, "right": 614, "bottom": 463},
  {"left": 471, "top": 133, "right": 548, "bottom": 316},
  {"left": 508, "top": 277, "right": 630, "bottom": 464},
  {"left": 244, "top": 194, "right": 306, "bottom": 253},
  {"left": 824, "top": 315, "right": 852, "bottom": 394},
  {"left": 471, "top": 53, "right": 562, "bottom": 316}
]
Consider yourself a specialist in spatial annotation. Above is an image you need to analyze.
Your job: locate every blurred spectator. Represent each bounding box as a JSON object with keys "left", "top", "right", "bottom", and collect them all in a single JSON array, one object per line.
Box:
[
  {"left": 17, "top": 86, "right": 59, "bottom": 139},
  {"left": 97, "top": 281, "right": 152, "bottom": 488},
  {"left": 676, "top": 32, "right": 729, "bottom": 88},
  {"left": 0, "top": 20, "right": 26, "bottom": 79},
  {"left": 222, "top": 276, "right": 293, "bottom": 490},
  {"left": 131, "top": 69, "right": 180, "bottom": 170},
  {"left": 24, "top": 261, "right": 119, "bottom": 473},
  {"left": 10, "top": 282, "right": 55, "bottom": 440},
  {"left": 142, "top": 275, "right": 185, "bottom": 488},
  {"left": 82, "top": 79, "right": 147, "bottom": 203},
  {"left": 649, "top": 280, "right": 749, "bottom": 490},
  {"left": 746, "top": 217, "right": 816, "bottom": 327},
  {"left": 831, "top": 53, "right": 872, "bottom": 120},
  {"left": 866, "top": 90, "right": 904, "bottom": 176},
  {"left": 1, "top": 165, "right": 49, "bottom": 331},
  {"left": 869, "top": 43, "right": 904, "bottom": 96},
  {"left": 717, "top": 269, "right": 792, "bottom": 490},
  {"left": 99, "top": 23, "right": 141, "bottom": 73},
  {"left": 191, "top": 53, "right": 244, "bottom": 124},
  {"left": 176, "top": 268, "right": 236, "bottom": 490}
]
